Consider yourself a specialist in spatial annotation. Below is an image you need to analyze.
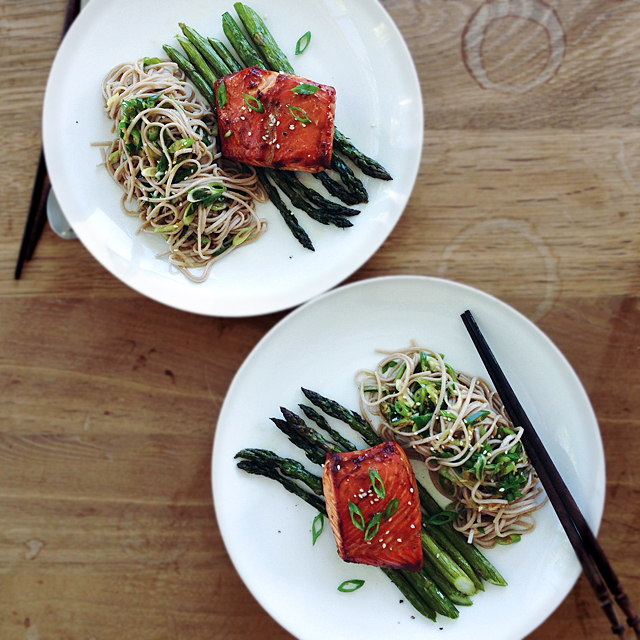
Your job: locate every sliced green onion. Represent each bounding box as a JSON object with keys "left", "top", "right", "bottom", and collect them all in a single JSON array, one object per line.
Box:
[
  {"left": 445, "top": 363, "right": 458, "bottom": 383},
  {"left": 143, "top": 56, "right": 163, "bottom": 67},
  {"left": 364, "top": 512, "right": 382, "bottom": 542},
  {"left": 148, "top": 125, "right": 161, "bottom": 142},
  {"left": 381, "top": 360, "right": 397, "bottom": 374},
  {"left": 338, "top": 579, "right": 364, "bottom": 593},
  {"left": 348, "top": 501, "right": 365, "bottom": 531},
  {"left": 312, "top": 513, "right": 324, "bottom": 545},
  {"left": 291, "top": 83, "right": 319, "bottom": 95},
  {"left": 440, "top": 410, "right": 457, "bottom": 421},
  {"left": 232, "top": 228, "right": 252, "bottom": 247},
  {"left": 427, "top": 510, "right": 458, "bottom": 526},
  {"left": 244, "top": 93, "right": 265, "bottom": 113},
  {"left": 106, "top": 94, "right": 120, "bottom": 108},
  {"left": 217, "top": 81, "right": 227, "bottom": 108},
  {"left": 295, "top": 30, "right": 311, "bottom": 55},
  {"left": 465, "top": 410, "right": 490, "bottom": 425},
  {"left": 141, "top": 166, "right": 156, "bottom": 178},
  {"left": 369, "top": 468, "right": 386, "bottom": 499},
  {"left": 183, "top": 204, "right": 196, "bottom": 227},
  {"left": 473, "top": 455, "right": 486, "bottom": 481},
  {"left": 108, "top": 150, "right": 120, "bottom": 164},
  {"left": 168, "top": 138, "right": 193, "bottom": 154},
  {"left": 224, "top": 130, "right": 233, "bottom": 138},
  {"left": 287, "top": 104, "right": 312, "bottom": 124},
  {"left": 420, "top": 351, "right": 429, "bottom": 372},
  {"left": 153, "top": 224, "right": 179, "bottom": 233},
  {"left": 496, "top": 534, "right": 522, "bottom": 545},
  {"left": 384, "top": 498, "right": 399, "bottom": 519}
]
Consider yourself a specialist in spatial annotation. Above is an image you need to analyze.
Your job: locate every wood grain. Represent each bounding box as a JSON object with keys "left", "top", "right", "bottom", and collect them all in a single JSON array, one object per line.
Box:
[{"left": 2, "top": 0, "right": 640, "bottom": 638}]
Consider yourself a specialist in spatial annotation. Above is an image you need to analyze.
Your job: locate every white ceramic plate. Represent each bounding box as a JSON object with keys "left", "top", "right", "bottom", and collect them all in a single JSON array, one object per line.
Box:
[
  {"left": 213, "top": 275, "right": 605, "bottom": 640},
  {"left": 42, "top": 0, "right": 422, "bottom": 317}
]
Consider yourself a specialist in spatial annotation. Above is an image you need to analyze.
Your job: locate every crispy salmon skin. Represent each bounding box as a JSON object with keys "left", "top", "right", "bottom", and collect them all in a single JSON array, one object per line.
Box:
[
  {"left": 323, "top": 441, "right": 423, "bottom": 571},
  {"left": 215, "top": 66, "right": 336, "bottom": 173}
]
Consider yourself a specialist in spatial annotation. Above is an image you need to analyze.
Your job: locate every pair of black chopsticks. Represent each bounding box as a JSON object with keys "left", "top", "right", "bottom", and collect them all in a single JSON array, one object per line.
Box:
[
  {"left": 461, "top": 310, "right": 640, "bottom": 639},
  {"left": 14, "top": 0, "right": 82, "bottom": 280}
]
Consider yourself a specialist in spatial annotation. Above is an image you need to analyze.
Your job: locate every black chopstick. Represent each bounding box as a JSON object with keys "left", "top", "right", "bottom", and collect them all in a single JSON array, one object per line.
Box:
[
  {"left": 15, "top": 0, "right": 82, "bottom": 280},
  {"left": 461, "top": 309, "right": 640, "bottom": 639}
]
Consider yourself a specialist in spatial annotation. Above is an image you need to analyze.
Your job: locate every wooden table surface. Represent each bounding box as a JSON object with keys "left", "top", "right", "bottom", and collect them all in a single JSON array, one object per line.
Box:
[{"left": 3, "top": 0, "right": 640, "bottom": 637}]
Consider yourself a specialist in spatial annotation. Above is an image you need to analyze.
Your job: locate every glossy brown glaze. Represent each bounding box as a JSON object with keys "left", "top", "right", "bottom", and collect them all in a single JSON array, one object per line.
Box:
[{"left": 215, "top": 66, "right": 335, "bottom": 172}]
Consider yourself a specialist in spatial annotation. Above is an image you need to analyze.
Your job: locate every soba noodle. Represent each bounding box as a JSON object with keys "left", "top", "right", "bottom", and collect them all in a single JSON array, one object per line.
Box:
[
  {"left": 100, "top": 58, "right": 267, "bottom": 282},
  {"left": 357, "top": 343, "right": 546, "bottom": 548}
]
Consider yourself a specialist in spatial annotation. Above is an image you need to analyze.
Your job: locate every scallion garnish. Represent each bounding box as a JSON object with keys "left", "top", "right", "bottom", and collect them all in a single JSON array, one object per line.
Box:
[
  {"left": 224, "top": 130, "right": 233, "bottom": 138},
  {"left": 369, "top": 468, "right": 386, "bottom": 499},
  {"left": 364, "top": 512, "right": 382, "bottom": 542},
  {"left": 291, "top": 83, "right": 319, "bottom": 95},
  {"left": 465, "top": 410, "right": 490, "bottom": 425},
  {"left": 337, "top": 579, "right": 364, "bottom": 593},
  {"left": 217, "top": 81, "right": 227, "bottom": 108},
  {"left": 168, "top": 138, "right": 193, "bottom": 154},
  {"left": 295, "top": 31, "right": 311, "bottom": 55},
  {"left": 384, "top": 498, "right": 399, "bottom": 519},
  {"left": 287, "top": 104, "right": 312, "bottom": 124},
  {"left": 244, "top": 93, "right": 265, "bottom": 113},
  {"left": 312, "top": 512, "right": 324, "bottom": 545},
  {"left": 143, "top": 57, "right": 163, "bottom": 67},
  {"left": 381, "top": 360, "right": 397, "bottom": 374},
  {"left": 348, "top": 501, "right": 365, "bottom": 531},
  {"left": 440, "top": 410, "right": 458, "bottom": 421},
  {"left": 232, "top": 228, "right": 253, "bottom": 247},
  {"left": 426, "top": 510, "right": 458, "bottom": 526}
]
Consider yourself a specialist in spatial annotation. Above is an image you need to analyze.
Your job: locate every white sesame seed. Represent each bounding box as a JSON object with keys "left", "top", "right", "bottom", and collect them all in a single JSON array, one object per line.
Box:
[
  {"left": 276, "top": 144, "right": 280, "bottom": 149},
  {"left": 379, "top": 539, "right": 383, "bottom": 543},
  {"left": 436, "top": 553, "right": 440, "bottom": 558},
  {"left": 410, "top": 524, "right": 415, "bottom": 529},
  {"left": 397, "top": 538, "right": 402, "bottom": 543},
  {"left": 337, "top": 464, "right": 340, "bottom": 470},
  {"left": 240, "top": 116, "right": 245, "bottom": 120},
  {"left": 385, "top": 530, "right": 390, "bottom": 535},
  {"left": 248, "top": 132, "right": 252, "bottom": 136},
  {"left": 408, "top": 501, "right": 412, "bottom": 505},
  {"left": 289, "top": 124, "right": 295, "bottom": 130},
  {"left": 410, "top": 488, "right": 414, "bottom": 493},
  {"left": 382, "top": 543, "right": 387, "bottom": 549},
  {"left": 276, "top": 120, "right": 280, "bottom": 125}
]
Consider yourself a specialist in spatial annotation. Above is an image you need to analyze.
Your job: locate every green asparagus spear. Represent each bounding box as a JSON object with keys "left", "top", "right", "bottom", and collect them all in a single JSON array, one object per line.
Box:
[
  {"left": 284, "top": 177, "right": 361, "bottom": 217},
  {"left": 233, "top": 2, "right": 294, "bottom": 73},
  {"left": 232, "top": 3, "right": 392, "bottom": 180},
  {"left": 314, "top": 171, "right": 363, "bottom": 206},
  {"left": 421, "top": 531, "right": 476, "bottom": 595},
  {"left": 333, "top": 130, "right": 392, "bottom": 181},
  {"left": 222, "top": 11, "right": 267, "bottom": 69},
  {"left": 298, "top": 404, "right": 357, "bottom": 452},
  {"left": 403, "top": 570, "right": 459, "bottom": 619},
  {"left": 382, "top": 569, "right": 437, "bottom": 622},
  {"left": 270, "top": 417, "right": 325, "bottom": 465},
  {"left": 280, "top": 407, "right": 343, "bottom": 454},
  {"left": 423, "top": 519, "right": 485, "bottom": 593},
  {"left": 176, "top": 35, "right": 219, "bottom": 91},
  {"left": 208, "top": 37, "right": 243, "bottom": 73},
  {"left": 330, "top": 155, "right": 368, "bottom": 203},
  {"left": 255, "top": 167, "right": 314, "bottom": 250},
  {"left": 179, "top": 23, "right": 231, "bottom": 77},
  {"left": 162, "top": 45, "right": 216, "bottom": 108},
  {"left": 417, "top": 481, "right": 507, "bottom": 586},
  {"left": 301, "top": 388, "right": 382, "bottom": 447},
  {"left": 235, "top": 448, "right": 323, "bottom": 494},
  {"left": 271, "top": 172, "right": 353, "bottom": 228},
  {"left": 422, "top": 554, "right": 474, "bottom": 607}
]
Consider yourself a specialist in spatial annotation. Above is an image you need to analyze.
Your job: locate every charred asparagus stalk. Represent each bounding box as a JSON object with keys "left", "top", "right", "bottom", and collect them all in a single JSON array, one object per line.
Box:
[{"left": 233, "top": 2, "right": 392, "bottom": 180}]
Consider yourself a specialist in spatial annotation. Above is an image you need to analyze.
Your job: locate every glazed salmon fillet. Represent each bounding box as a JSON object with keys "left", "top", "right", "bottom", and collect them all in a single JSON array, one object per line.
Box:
[
  {"left": 214, "top": 66, "right": 336, "bottom": 173},
  {"left": 323, "top": 441, "right": 423, "bottom": 571}
]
